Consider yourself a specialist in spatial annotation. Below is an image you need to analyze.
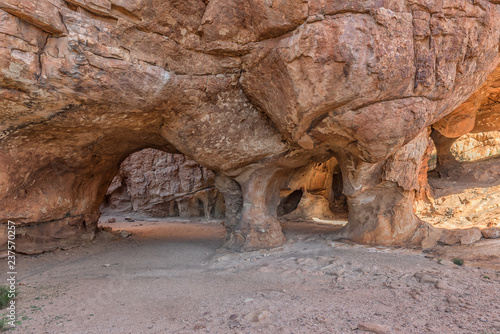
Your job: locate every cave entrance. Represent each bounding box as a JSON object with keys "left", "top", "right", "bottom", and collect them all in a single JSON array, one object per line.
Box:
[
  {"left": 277, "top": 189, "right": 303, "bottom": 216},
  {"left": 421, "top": 130, "right": 500, "bottom": 232},
  {"left": 277, "top": 157, "right": 348, "bottom": 227},
  {"left": 99, "top": 149, "right": 350, "bottom": 244},
  {"left": 330, "top": 163, "right": 348, "bottom": 219},
  {"left": 99, "top": 148, "right": 225, "bottom": 221}
]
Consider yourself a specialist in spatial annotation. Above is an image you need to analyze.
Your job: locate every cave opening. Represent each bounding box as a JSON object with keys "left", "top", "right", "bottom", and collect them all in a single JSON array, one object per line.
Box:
[
  {"left": 99, "top": 148, "right": 225, "bottom": 222},
  {"left": 277, "top": 189, "right": 303, "bottom": 216},
  {"left": 330, "top": 164, "right": 348, "bottom": 218},
  {"left": 99, "top": 150, "right": 350, "bottom": 243},
  {"left": 276, "top": 157, "right": 348, "bottom": 228}
]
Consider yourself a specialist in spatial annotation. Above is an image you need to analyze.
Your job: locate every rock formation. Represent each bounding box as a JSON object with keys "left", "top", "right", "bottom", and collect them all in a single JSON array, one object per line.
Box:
[
  {"left": 1, "top": 0, "right": 500, "bottom": 252},
  {"left": 278, "top": 157, "right": 343, "bottom": 220},
  {"left": 100, "top": 148, "right": 223, "bottom": 219},
  {"left": 431, "top": 62, "right": 500, "bottom": 176},
  {"left": 451, "top": 131, "right": 500, "bottom": 161}
]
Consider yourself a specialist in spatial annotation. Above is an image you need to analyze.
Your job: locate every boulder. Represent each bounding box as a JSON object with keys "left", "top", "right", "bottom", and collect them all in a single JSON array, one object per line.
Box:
[
  {"left": 438, "top": 227, "right": 483, "bottom": 246},
  {"left": 482, "top": 227, "right": 500, "bottom": 239}
]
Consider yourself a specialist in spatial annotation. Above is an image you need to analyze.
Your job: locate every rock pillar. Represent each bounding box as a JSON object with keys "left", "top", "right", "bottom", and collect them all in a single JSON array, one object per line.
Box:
[
  {"left": 336, "top": 131, "right": 433, "bottom": 246},
  {"left": 229, "top": 167, "right": 287, "bottom": 250}
]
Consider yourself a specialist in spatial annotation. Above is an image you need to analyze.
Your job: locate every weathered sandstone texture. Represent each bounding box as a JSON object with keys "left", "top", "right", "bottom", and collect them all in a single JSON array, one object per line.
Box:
[
  {"left": 417, "top": 182, "right": 500, "bottom": 230},
  {"left": 100, "top": 148, "right": 223, "bottom": 219},
  {"left": 2, "top": 0, "right": 500, "bottom": 252},
  {"left": 278, "top": 157, "right": 343, "bottom": 220},
  {"left": 431, "top": 60, "right": 500, "bottom": 177}
]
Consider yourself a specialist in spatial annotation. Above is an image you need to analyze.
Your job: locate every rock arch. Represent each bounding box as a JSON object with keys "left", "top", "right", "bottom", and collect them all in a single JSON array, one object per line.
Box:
[{"left": 430, "top": 63, "right": 500, "bottom": 183}]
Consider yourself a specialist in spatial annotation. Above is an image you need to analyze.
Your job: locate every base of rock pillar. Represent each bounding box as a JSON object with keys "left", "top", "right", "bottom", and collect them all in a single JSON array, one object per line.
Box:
[
  {"left": 226, "top": 218, "right": 286, "bottom": 251},
  {"left": 337, "top": 216, "right": 440, "bottom": 248},
  {"left": 228, "top": 167, "right": 288, "bottom": 251},
  {"left": 335, "top": 183, "right": 428, "bottom": 246},
  {"left": 417, "top": 222, "right": 442, "bottom": 249},
  {"left": 336, "top": 222, "right": 422, "bottom": 246},
  {"left": 223, "top": 231, "right": 247, "bottom": 251},
  {"left": 1, "top": 215, "right": 99, "bottom": 254},
  {"left": 241, "top": 227, "right": 286, "bottom": 251}
]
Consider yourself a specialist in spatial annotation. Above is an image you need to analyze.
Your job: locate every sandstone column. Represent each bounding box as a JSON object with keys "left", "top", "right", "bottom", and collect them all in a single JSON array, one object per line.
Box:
[
  {"left": 430, "top": 129, "right": 460, "bottom": 176},
  {"left": 214, "top": 174, "right": 243, "bottom": 245}
]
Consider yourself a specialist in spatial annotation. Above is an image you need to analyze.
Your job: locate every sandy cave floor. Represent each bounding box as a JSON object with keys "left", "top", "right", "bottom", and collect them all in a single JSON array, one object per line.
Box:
[
  {"left": 2, "top": 217, "right": 500, "bottom": 334},
  {"left": 420, "top": 180, "right": 500, "bottom": 230}
]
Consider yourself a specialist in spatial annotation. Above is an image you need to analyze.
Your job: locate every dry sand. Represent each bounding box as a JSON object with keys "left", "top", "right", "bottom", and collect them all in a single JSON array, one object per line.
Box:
[{"left": 3, "top": 217, "right": 499, "bottom": 334}]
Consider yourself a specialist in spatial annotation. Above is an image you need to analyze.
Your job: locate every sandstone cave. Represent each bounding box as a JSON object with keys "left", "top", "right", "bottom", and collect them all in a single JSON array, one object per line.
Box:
[
  {"left": 100, "top": 148, "right": 225, "bottom": 220},
  {"left": 98, "top": 149, "right": 349, "bottom": 245},
  {"left": 1, "top": 0, "right": 500, "bottom": 332}
]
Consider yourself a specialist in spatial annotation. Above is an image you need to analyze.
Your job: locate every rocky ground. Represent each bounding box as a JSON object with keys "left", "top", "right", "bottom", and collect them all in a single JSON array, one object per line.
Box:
[
  {"left": 418, "top": 183, "right": 500, "bottom": 230},
  {"left": 3, "top": 218, "right": 499, "bottom": 334}
]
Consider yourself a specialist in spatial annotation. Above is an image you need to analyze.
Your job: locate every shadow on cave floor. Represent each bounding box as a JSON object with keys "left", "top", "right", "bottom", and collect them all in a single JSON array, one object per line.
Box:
[{"left": 428, "top": 154, "right": 500, "bottom": 198}]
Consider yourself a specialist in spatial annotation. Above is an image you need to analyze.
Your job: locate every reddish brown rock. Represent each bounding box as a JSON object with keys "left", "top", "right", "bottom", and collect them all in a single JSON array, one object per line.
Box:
[
  {"left": 335, "top": 130, "right": 432, "bottom": 245},
  {"left": 0, "top": 0, "right": 67, "bottom": 35},
  {"left": 434, "top": 65, "right": 500, "bottom": 138},
  {"left": 1, "top": 0, "right": 500, "bottom": 252},
  {"left": 101, "top": 149, "right": 222, "bottom": 218},
  {"left": 285, "top": 158, "right": 337, "bottom": 203},
  {"left": 431, "top": 55, "right": 500, "bottom": 176},
  {"left": 430, "top": 128, "right": 462, "bottom": 176},
  {"left": 240, "top": 167, "right": 291, "bottom": 250},
  {"left": 278, "top": 158, "right": 342, "bottom": 220}
]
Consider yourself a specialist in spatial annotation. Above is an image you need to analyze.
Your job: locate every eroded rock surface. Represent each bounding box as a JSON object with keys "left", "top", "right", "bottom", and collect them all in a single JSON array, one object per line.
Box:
[
  {"left": 2, "top": 0, "right": 500, "bottom": 252},
  {"left": 101, "top": 148, "right": 222, "bottom": 219},
  {"left": 452, "top": 131, "right": 500, "bottom": 161}
]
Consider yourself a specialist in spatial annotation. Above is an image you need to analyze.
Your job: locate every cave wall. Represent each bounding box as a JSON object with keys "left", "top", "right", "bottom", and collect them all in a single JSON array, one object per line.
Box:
[
  {"left": 278, "top": 158, "right": 341, "bottom": 221},
  {"left": 431, "top": 59, "right": 500, "bottom": 175},
  {"left": 452, "top": 131, "right": 500, "bottom": 161},
  {"left": 100, "top": 148, "right": 223, "bottom": 219}
]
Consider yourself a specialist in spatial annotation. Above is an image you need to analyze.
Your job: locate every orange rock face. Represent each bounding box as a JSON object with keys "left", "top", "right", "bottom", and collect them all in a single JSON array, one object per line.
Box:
[{"left": 1, "top": 0, "right": 500, "bottom": 252}]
